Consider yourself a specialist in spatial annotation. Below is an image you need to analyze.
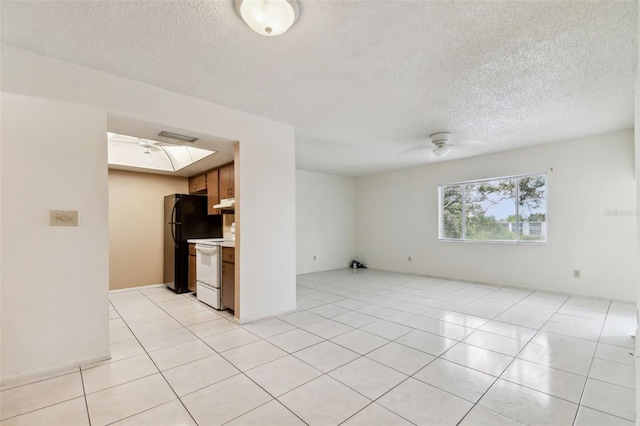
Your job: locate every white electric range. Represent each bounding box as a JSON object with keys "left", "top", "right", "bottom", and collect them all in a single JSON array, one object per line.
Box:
[{"left": 187, "top": 238, "right": 234, "bottom": 309}]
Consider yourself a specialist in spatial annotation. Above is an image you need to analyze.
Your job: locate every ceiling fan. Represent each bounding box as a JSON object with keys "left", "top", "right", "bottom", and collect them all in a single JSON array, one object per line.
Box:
[
  {"left": 108, "top": 132, "right": 176, "bottom": 155},
  {"left": 430, "top": 132, "right": 452, "bottom": 157},
  {"left": 399, "top": 132, "right": 488, "bottom": 158},
  {"left": 137, "top": 139, "right": 162, "bottom": 155}
]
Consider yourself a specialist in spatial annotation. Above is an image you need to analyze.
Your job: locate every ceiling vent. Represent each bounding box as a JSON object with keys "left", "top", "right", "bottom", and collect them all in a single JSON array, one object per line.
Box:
[{"left": 158, "top": 131, "right": 198, "bottom": 143}]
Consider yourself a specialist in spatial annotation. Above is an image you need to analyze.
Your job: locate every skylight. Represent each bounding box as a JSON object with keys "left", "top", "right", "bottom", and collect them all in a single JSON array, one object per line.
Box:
[{"left": 107, "top": 132, "right": 216, "bottom": 172}]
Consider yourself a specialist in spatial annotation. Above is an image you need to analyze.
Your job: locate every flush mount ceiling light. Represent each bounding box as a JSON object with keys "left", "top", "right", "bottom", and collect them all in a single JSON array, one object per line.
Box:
[{"left": 235, "top": 0, "right": 299, "bottom": 36}]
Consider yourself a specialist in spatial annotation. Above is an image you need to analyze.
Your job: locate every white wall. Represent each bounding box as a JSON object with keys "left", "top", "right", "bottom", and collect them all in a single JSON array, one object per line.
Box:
[
  {"left": 634, "top": 18, "right": 639, "bottom": 418},
  {"left": 296, "top": 170, "right": 355, "bottom": 274},
  {"left": 1, "top": 45, "right": 296, "bottom": 379},
  {"left": 237, "top": 127, "right": 296, "bottom": 321},
  {"left": 356, "top": 130, "right": 637, "bottom": 301},
  {"left": 1, "top": 94, "right": 110, "bottom": 381}
]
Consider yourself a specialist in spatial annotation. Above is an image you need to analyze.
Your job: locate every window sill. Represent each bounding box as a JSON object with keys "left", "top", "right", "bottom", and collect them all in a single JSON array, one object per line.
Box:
[{"left": 438, "top": 239, "right": 548, "bottom": 246}]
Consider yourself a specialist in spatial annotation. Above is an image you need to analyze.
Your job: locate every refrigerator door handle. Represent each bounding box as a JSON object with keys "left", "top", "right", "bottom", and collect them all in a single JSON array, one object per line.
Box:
[{"left": 171, "top": 200, "right": 180, "bottom": 248}]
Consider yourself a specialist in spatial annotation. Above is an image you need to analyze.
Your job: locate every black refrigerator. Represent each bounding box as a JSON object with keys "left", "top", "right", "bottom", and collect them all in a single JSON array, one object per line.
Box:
[{"left": 164, "top": 194, "right": 222, "bottom": 293}]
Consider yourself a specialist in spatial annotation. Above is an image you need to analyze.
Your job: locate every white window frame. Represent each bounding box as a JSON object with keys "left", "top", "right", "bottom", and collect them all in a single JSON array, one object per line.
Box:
[{"left": 438, "top": 172, "right": 547, "bottom": 245}]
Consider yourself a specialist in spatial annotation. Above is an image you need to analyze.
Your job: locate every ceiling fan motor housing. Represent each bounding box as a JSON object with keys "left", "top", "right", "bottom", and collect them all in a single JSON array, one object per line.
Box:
[{"left": 430, "top": 132, "right": 452, "bottom": 145}]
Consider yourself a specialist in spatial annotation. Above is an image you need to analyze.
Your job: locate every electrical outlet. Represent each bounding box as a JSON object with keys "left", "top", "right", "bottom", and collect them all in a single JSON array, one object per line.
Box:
[
  {"left": 573, "top": 269, "right": 580, "bottom": 278},
  {"left": 313, "top": 255, "right": 316, "bottom": 261},
  {"left": 50, "top": 210, "right": 78, "bottom": 227},
  {"left": 408, "top": 256, "right": 412, "bottom": 262}
]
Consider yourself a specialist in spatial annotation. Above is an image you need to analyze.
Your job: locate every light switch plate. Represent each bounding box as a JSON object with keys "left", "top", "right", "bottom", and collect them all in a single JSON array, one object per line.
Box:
[{"left": 50, "top": 210, "right": 78, "bottom": 227}]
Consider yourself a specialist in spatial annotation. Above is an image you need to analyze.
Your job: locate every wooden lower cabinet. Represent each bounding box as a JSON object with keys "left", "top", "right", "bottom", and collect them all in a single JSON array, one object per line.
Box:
[
  {"left": 221, "top": 247, "right": 235, "bottom": 310},
  {"left": 188, "top": 244, "right": 196, "bottom": 293}
]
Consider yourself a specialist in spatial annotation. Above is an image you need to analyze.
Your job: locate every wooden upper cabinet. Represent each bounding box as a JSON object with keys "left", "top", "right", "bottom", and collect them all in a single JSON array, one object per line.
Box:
[
  {"left": 188, "top": 174, "right": 207, "bottom": 194},
  {"left": 207, "top": 169, "right": 220, "bottom": 215},
  {"left": 200, "top": 162, "right": 234, "bottom": 214},
  {"left": 219, "top": 163, "right": 234, "bottom": 199}
]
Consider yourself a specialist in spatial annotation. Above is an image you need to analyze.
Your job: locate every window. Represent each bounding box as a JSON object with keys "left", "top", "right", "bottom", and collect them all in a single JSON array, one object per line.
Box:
[{"left": 439, "top": 173, "right": 547, "bottom": 243}]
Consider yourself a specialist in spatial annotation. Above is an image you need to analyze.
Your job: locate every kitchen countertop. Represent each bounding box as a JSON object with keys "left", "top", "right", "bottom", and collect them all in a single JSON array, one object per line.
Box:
[{"left": 187, "top": 238, "right": 234, "bottom": 247}]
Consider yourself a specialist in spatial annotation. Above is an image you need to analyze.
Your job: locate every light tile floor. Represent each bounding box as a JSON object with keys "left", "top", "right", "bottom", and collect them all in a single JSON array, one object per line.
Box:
[{"left": 1, "top": 269, "right": 637, "bottom": 425}]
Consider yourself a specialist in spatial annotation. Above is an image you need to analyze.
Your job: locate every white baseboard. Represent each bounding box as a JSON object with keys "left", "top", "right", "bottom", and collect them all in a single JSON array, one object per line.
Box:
[
  {"left": 109, "top": 283, "right": 167, "bottom": 294},
  {"left": 237, "top": 304, "right": 297, "bottom": 324},
  {"left": 1, "top": 351, "right": 111, "bottom": 388}
]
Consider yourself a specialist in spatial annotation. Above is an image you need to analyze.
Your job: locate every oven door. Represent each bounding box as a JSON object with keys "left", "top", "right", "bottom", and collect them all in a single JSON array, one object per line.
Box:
[{"left": 195, "top": 244, "right": 220, "bottom": 288}]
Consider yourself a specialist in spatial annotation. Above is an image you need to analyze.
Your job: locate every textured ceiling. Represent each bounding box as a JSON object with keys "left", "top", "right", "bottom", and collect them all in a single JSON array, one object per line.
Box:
[{"left": 1, "top": 1, "right": 637, "bottom": 176}]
